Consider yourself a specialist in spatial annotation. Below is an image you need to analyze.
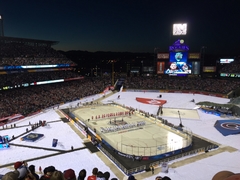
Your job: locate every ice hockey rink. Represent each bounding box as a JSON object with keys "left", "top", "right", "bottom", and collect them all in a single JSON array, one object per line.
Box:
[{"left": 72, "top": 104, "right": 191, "bottom": 156}]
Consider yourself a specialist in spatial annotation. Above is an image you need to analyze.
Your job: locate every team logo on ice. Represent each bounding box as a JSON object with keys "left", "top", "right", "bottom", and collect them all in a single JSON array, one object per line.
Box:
[
  {"left": 221, "top": 122, "right": 240, "bottom": 130},
  {"left": 136, "top": 97, "right": 167, "bottom": 105}
]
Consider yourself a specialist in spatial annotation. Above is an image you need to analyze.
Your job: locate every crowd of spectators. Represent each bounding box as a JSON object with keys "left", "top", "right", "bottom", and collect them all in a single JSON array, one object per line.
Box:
[
  {"left": 0, "top": 161, "right": 174, "bottom": 180},
  {"left": 123, "top": 76, "right": 240, "bottom": 94},
  {"left": 0, "top": 71, "right": 81, "bottom": 88},
  {"left": 0, "top": 77, "right": 111, "bottom": 118},
  {"left": 0, "top": 43, "right": 76, "bottom": 65},
  {"left": 1, "top": 73, "right": 240, "bottom": 119},
  {"left": 0, "top": 161, "right": 119, "bottom": 180},
  {"left": 1, "top": 39, "right": 240, "bottom": 180},
  {"left": 219, "top": 58, "right": 240, "bottom": 73}
]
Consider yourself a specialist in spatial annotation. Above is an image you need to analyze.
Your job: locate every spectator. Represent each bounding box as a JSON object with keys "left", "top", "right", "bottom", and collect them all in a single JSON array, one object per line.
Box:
[
  {"left": 212, "top": 170, "right": 240, "bottom": 180},
  {"left": 2, "top": 170, "right": 19, "bottom": 180},
  {"left": 14, "top": 161, "right": 28, "bottom": 179},
  {"left": 50, "top": 170, "right": 65, "bottom": 180},
  {"left": 127, "top": 175, "right": 136, "bottom": 180},
  {"left": 96, "top": 171, "right": 105, "bottom": 180},
  {"left": 162, "top": 176, "right": 171, "bottom": 180},
  {"left": 28, "top": 165, "right": 39, "bottom": 180},
  {"left": 155, "top": 176, "right": 162, "bottom": 180},
  {"left": 24, "top": 172, "right": 37, "bottom": 180},
  {"left": 87, "top": 167, "right": 98, "bottom": 180},
  {"left": 63, "top": 169, "right": 76, "bottom": 180},
  {"left": 40, "top": 166, "right": 55, "bottom": 180},
  {"left": 78, "top": 169, "right": 87, "bottom": 180},
  {"left": 103, "top": 171, "right": 110, "bottom": 180}
]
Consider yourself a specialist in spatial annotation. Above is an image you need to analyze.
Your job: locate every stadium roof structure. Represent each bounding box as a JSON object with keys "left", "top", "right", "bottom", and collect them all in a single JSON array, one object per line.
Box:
[{"left": 0, "top": 36, "right": 59, "bottom": 47}]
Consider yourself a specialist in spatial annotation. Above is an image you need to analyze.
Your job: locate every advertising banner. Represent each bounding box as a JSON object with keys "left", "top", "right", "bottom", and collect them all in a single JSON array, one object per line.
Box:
[
  {"left": 157, "top": 53, "right": 169, "bottom": 59},
  {"left": 157, "top": 62, "right": 165, "bottom": 74}
]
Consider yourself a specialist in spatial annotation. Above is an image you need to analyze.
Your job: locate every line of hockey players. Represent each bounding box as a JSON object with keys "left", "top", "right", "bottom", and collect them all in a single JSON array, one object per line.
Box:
[
  {"left": 101, "top": 121, "right": 146, "bottom": 133},
  {"left": 91, "top": 110, "right": 134, "bottom": 120}
]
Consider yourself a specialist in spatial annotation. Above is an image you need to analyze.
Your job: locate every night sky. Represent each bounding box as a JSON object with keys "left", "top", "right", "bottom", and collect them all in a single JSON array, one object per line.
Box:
[{"left": 0, "top": 0, "right": 239, "bottom": 55}]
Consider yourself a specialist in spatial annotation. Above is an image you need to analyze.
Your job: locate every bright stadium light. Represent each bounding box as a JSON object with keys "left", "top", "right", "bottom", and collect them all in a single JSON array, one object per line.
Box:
[
  {"left": 0, "top": 15, "right": 3, "bottom": 36},
  {"left": 173, "top": 23, "right": 187, "bottom": 36}
]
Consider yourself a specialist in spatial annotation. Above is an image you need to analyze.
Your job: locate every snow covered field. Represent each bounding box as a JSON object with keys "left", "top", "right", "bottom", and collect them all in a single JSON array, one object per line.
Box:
[{"left": 0, "top": 92, "right": 239, "bottom": 180}]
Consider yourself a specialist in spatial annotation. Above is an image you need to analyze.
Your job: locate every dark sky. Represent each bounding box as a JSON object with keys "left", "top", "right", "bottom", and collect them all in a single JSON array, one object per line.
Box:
[{"left": 0, "top": 0, "right": 239, "bottom": 55}]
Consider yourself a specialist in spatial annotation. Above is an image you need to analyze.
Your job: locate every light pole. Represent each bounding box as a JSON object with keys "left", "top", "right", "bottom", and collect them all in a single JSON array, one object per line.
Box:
[
  {"left": 154, "top": 48, "right": 160, "bottom": 74},
  {"left": 200, "top": 46, "right": 207, "bottom": 76},
  {"left": 111, "top": 60, "right": 116, "bottom": 86},
  {"left": 178, "top": 110, "right": 184, "bottom": 127},
  {"left": 0, "top": 15, "right": 4, "bottom": 36}
]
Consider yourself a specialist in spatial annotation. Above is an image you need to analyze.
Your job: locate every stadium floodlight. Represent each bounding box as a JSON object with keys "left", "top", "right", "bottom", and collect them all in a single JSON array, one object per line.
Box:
[
  {"left": 0, "top": 15, "right": 3, "bottom": 36},
  {"left": 173, "top": 23, "right": 187, "bottom": 36}
]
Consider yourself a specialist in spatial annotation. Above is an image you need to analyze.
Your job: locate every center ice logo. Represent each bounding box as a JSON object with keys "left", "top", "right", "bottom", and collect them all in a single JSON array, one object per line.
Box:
[
  {"left": 136, "top": 97, "right": 167, "bottom": 105},
  {"left": 147, "top": 99, "right": 162, "bottom": 105}
]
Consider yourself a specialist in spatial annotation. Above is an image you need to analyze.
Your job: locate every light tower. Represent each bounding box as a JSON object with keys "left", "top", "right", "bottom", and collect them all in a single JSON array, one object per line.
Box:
[{"left": 0, "top": 15, "right": 4, "bottom": 36}]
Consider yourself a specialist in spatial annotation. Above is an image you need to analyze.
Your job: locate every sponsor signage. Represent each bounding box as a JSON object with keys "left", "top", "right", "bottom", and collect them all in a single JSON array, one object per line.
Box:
[
  {"left": 0, "top": 114, "right": 25, "bottom": 122},
  {"left": 157, "top": 62, "right": 165, "bottom": 74},
  {"left": 189, "top": 53, "right": 200, "bottom": 59},
  {"left": 157, "top": 53, "right": 169, "bottom": 59},
  {"left": 203, "top": 66, "right": 216, "bottom": 73},
  {"left": 220, "top": 73, "right": 240, "bottom": 78},
  {"left": 220, "top": 59, "right": 234, "bottom": 63}
]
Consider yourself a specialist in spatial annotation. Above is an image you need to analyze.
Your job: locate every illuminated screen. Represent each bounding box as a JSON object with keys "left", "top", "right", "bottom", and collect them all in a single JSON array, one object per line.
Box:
[
  {"left": 173, "top": 23, "right": 187, "bottom": 35},
  {"left": 220, "top": 59, "right": 234, "bottom": 63},
  {"left": 165, "top": 52, "right": 191, "bottom": 75}
]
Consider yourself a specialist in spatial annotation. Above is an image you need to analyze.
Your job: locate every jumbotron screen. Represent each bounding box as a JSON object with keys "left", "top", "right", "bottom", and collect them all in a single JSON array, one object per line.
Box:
[{"left": 165, "top": 51, "right": 192, "bottom": 75}]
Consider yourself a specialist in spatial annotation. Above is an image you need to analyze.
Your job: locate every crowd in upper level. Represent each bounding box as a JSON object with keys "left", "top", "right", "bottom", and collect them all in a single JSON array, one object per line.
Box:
[
  {"left": 0, "top": 43, "right": 75, "bottom": 65},
  {"left": 0, "top": 71, "right": 81, "bottom": 88},
  {"left": 219, "top": 58, "right": 240, "bottom": 73},
  {"left": 123, "top": 76, "right": 240, "bottom": 95}
]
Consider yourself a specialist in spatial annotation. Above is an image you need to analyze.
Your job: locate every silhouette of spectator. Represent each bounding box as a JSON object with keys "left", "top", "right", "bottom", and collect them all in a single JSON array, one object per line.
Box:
[
  {"left": 127, "top": 175, "right": 136, "bottom": 180},
  {"left": 103, "top": 171, "right": 110, "bottom": 180},
  {"left": 63, "top": 169, "right": 76, "bottom": 180},
  {"left": 162, "top": 176, "right": 171, "bottom": 180},
  {"left": 28, "top": 165, "right": 39, "bottom": 180},
  {"left": 40, "top": 166, "right": 55, "bottom": 180},
  {"left": 96, "top": 171, "right": 105, "bottom": 180},
  {"left": 155, "top": 176, "right": 162, "bottom": 180},
  {"left": 49, "top": 170, "right": 65, "bottom": 180},
  {"left": 2, "top": 170, "right": 19, "bottom": 180},
  {"left": 78, "top": 169, "right": 87, "bottom": 180}
]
